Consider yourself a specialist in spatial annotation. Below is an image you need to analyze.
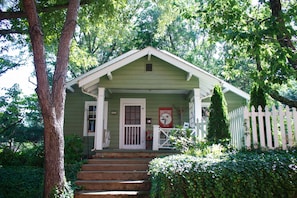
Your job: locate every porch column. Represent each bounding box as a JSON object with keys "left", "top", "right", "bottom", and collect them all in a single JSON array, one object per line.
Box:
[
  {"left": 194, "top": 88, "right": 202, "bottom": 139},
  {"left": 194, "top": 88, "right": 202, "bottom": 121},
  {"left": 94, "top": 87, "right": 105, "bottom": 150}
]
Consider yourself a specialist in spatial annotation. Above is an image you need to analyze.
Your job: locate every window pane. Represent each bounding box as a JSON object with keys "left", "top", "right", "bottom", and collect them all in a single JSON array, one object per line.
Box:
[
  {"left": 125, "top": 106, "right": 140, "bottom": 125},
  {"left": 88, "top": 105, "right": 96, "bottom": 132}
]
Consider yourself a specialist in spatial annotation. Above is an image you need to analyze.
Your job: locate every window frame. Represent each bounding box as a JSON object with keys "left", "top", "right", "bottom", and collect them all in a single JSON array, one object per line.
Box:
[{"left": 83, "top": 101, "right": 108, "bottom": 136}]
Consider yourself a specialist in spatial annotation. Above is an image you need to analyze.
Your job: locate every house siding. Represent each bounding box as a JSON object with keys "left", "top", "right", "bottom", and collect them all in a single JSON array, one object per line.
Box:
[
  {"left": 106, "top": 93, "right": 189, "bottom": 149},
  {"left": 99, "top": 56, "right": 199, "bottom": 90},
  {"left": 64, "top": 86, "right": 190, "bottom": 150}
]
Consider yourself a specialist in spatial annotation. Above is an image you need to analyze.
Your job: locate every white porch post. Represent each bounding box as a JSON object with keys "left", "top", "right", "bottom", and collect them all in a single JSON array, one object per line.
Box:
[
  {"left": 152, "top": 125, "right": 159, "bottom": 150},
  {"left": 94, "top": 87, "right": 105, "bottom": 150},
  {"left": 194, "top": 88, "right": 202, "bottom": 139}
]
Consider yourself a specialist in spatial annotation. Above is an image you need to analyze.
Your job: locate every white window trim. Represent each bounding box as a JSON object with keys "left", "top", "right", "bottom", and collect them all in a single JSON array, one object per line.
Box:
[{"left": 83, "top": 101, "right": 108, "bottom": 136}]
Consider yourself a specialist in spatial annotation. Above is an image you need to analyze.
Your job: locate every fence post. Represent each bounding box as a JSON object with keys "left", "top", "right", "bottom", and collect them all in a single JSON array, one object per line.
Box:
[
  {"left": 244, "top": 106, "right": 251, "bottom": 149},
  {"left": 152, "top": 125, "right": 159, "bottom": 151},
  {"left": 264, "top": 106, "right": 273, "bottom": 148}
]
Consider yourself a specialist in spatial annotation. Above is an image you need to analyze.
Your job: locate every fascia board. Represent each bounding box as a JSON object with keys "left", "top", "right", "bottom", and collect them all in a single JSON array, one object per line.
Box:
[
  {"left": 78, "top": 49, "right": 150, "bottom": 88},
  {"left": 66, "top": 49, "right": 139, "bottom": 89}
]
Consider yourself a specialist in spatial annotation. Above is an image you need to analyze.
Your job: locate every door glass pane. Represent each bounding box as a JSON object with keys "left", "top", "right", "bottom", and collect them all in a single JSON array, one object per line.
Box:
[{"left": 125, "top": 106, "right": 140, "bottom": 124}]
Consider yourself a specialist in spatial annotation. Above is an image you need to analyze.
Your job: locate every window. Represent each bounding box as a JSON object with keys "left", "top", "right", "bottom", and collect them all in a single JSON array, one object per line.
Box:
[
  {"left": 83, "top": 101, "right": 108, "bottom": 136},
  {"left": 146, "top": 63, "right": 152, "bottom": 71},
  {"left": 84, "top": 101, "right": 96, "bottom": 136}
]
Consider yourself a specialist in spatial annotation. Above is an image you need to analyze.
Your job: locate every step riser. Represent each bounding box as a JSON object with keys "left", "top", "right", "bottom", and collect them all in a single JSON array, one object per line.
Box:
[
  {"left": 75, "top": 182, "right": 151, "bottom": 191},
  {"left": 82, "top": 164, "right": 148, "bottom": 171},
  {"left": 93, "top": 151, "right": 176, "bottom": 159},
  {"left": 77, "top": 172, "right": 149, "bottom": 180},
  {"left": 75, "top": 193, "right": 150, "bottom": 198},
  {"left": 87, "top": 159, "right": 151, "bottom": 164}
]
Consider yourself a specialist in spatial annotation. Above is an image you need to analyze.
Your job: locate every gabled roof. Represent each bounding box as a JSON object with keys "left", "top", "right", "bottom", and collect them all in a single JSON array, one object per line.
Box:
[{"left": 67, "top": 46, "right": 249, "bottom": 100}]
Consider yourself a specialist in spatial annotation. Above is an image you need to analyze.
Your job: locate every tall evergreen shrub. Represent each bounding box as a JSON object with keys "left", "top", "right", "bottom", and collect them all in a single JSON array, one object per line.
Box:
[
  {"left": 207, "top": 85, "right": 230, "bottom": 143},
  {"left": 249, "top": 82, "right": 267, "bottom": 110}
]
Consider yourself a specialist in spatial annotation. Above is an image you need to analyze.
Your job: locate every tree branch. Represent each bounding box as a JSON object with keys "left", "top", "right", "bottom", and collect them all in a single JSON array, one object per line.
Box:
[
  {"left": 269, "top": 0, "right": 297, "bottom": 70},
  {"left": 0, "top": 0, "right": 94, "bottom": 20},
  {"left": 0, "top": 29, "right": 26, "bottom": 35}
]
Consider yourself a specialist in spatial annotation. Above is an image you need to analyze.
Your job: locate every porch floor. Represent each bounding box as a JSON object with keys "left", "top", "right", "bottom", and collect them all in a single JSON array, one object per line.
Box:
[{"left": 75, "top": 150, "right": 178, "bottom": 198}]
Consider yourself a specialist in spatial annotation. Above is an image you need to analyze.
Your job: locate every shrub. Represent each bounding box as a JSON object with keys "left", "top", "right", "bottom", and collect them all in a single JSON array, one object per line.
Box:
[
  {"left": 249, "top": 82, "right": 267, "bottom": 110},
  {"left": 64, "top": 135, "right": 83, "bottom": 164},
  {"left": 207, "top": 85, "right": 230, "bottom": 144},
  {"left": 0, "top": 142, "right": 44, "bottom": 167},
  {"left": 149, "top": 150, "right": 297, "bottom": 198},
  {"left": 0, "top": 166, "right": 43, "bottom": 198}
]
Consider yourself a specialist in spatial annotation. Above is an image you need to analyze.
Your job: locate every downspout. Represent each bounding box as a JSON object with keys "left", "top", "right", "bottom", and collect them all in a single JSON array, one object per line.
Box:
[{"left": 81, "top": 88, "right": 97, "bottom": 99}]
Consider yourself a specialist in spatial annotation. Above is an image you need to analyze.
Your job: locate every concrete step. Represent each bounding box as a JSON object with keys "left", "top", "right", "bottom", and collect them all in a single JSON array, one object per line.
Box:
[
  {"left": 81, "top": 164, "right": 148, "bottom": 171},
  {"left": 75, "top": 180, "right": 150, "bottom": 191},
  {"left": 77, "top": 170, "right": 149, "bottom": 180},
  {"left": 75, "top": 190, "right": 149, "bottom": 198}
]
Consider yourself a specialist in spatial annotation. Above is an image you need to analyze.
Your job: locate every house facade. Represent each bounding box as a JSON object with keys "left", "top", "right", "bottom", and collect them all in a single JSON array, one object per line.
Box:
[{"left": 64, "top": 47, "right": 249, "bottom": 153}]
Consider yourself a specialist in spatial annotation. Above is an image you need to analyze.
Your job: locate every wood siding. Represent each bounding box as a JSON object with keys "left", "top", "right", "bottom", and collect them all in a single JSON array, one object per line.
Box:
[
  {"left": 99, "top": 56, "right": 199, "bottom": 90},
  {"left": 107, "top": 93, "right": 189, "bottom": 149}
]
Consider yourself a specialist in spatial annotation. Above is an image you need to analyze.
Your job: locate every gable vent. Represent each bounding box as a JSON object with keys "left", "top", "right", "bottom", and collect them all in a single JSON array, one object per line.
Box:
[{"left": 146, "top": 64, "right": 152, "bottom": 71}]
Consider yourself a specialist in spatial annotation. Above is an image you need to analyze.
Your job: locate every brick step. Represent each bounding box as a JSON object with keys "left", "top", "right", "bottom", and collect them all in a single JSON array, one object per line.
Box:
[
  {"left": 77, "top": 171, "right": 149, "bottom": 180},
  {"left": 75, "top": 180, "right": 150, "bottom": 191},
  {"left": 75, "top": 190, "right": 149, "bottom": 198},
  {"left": 81, "top": 164, "right": 148, "bottom": 171},
  {"left": 87, "top": 158, "right": 152, "bottom": 165}
]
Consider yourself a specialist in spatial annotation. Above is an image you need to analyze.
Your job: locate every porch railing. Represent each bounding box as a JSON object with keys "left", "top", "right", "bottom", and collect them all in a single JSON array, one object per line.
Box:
[{"left": 152, "top": 120, "right": 208, "bottom": 150}]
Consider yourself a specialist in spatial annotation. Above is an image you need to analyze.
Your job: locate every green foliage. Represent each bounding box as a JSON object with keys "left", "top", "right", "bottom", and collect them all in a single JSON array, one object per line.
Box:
[
  {"left": 169, "top": 127, "right": 197, "bottom": 153},
  {"left": 149, "top": 150, "right": 297, "bottom": 198},
  {"left": 0, "top": 166, "right": 44, "bottom": 198},
  {"left": 0, "top": 84, "right": 43, "bottom": 144},
  {"left": 249, "top": 82, "right": 267, "bottom": 110},
  {"left": 64, "top": 135, "right": 83, "bottom": 164},
  {"left": 0, "top": 142, "right": 44, "bottom": 167},
  {"left": 207, "top": 85, "right": 230, "bottom": 144},
  {"left": 49, "top": 181, "right": 74, "bottom": 198}
]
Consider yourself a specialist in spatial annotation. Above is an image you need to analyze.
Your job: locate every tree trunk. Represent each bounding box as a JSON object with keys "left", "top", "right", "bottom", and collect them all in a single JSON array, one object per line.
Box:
[{"left": 23, "top": 0, "right": 80, "bottom": 197}]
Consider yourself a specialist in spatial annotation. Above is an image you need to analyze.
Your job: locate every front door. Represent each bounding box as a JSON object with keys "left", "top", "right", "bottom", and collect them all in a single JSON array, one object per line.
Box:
[{"left": 120, "top": 98, "right": 146, "bottom": 149}]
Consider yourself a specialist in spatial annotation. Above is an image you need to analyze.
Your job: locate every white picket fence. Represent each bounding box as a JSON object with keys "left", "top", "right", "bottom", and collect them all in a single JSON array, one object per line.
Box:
[
  {"left": 153, "top": 105, "right": 297, "bottom": 150},
  {"left": 243, "top": 105, "right": 297, "bottom": 150},
  {"left": 229, "top": 107, "right": 246, "bottom": 149}
]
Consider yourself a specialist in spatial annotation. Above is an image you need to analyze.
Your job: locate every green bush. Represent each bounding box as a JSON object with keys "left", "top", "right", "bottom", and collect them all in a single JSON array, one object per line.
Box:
[
  {"left": 149, "top": 150, "right": 297, "bottom": 198},
  {"left": 207, "top": 85, "right": 230, "bottom": 144},
  {"left": 0, "top": 143, "right": 44, "bottom": 167},
  {"left": 64, "top": 135, "right": 83, "bottom": 164},
  {"left": 0, "top": 166, "right": 43, "bottom": 198}
]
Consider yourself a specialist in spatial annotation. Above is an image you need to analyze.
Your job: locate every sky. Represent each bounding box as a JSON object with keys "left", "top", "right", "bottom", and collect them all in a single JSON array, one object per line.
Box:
[{"left": 0, "top": 62, "right": 36, "bottom": 96}]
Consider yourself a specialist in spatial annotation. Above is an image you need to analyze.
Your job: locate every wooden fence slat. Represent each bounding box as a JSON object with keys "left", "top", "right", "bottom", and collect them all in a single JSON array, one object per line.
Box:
[
  {"left": 272, "top": 106, "right": 279, "bottom": 148},
  {"left": 244, "top": 107, "right": 251, "bottom": 149},
  {"left": 251, "top": 106, "right": 258, "bottom": 148},
  {"left": 286, "top": 106, "right": 294, "bottom": 147},
  {"left": 258, "top": 106, "right": 266, "bottom": 148},
  {"left": 293, "top": 108, "right": 297, "bottom": 144},
  {"left": 279, "top": 106, "right": 287, "bottom": 150},
  {"left": 264, "top": 106, "right": 273, "bottom": 148}
]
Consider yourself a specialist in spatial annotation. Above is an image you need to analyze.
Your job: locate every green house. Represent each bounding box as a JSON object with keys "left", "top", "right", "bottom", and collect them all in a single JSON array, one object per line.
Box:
[{"left": 64, "top": 47, "right": 249, "bottom": 153}]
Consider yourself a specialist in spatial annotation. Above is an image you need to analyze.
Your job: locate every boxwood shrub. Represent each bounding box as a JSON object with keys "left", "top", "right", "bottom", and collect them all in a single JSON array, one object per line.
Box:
[{"left": 149, "top": 150, "right": 297, "bottom": 198}]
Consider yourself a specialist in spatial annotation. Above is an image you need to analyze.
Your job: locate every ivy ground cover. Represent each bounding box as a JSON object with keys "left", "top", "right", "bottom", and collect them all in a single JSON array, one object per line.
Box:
[{"left": 149, "top": 150, "right": 297, "bottom": 198}]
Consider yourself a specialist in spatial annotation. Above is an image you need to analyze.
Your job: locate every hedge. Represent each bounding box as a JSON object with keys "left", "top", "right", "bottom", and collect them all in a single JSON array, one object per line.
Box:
[
  {"left": 149, "top": 150, "right": 297, "bottom": 198},
  {"left": 0, "top": 166, "right": 44, "bottom": 198}
]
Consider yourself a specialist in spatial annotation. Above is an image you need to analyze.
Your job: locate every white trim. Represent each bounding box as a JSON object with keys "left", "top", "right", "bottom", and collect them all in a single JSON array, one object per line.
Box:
[
  {"left": 94, "top": 87, "right": 105, "bottom": 150},
  {"left": 119, "top": 98, "right": 146, "bottom": 149},
  {"left": 66, "top": 47, "right": 250, "bottom": 100},
  {"left": 83, "top": 101, "right": 97, "bottom": 136},
  {"left": 83, "top": 101, "right": 108, "bottom": 137}
]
